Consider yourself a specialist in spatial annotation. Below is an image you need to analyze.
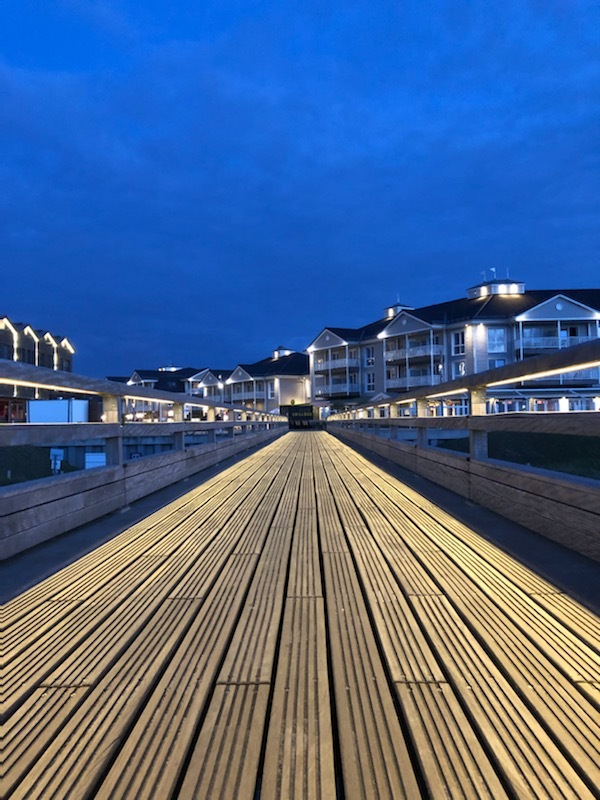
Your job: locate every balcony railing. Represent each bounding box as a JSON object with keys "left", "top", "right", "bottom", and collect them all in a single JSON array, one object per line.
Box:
[
  {"left": 516, "top": 335, "right": 595, "bottom": 350},
  {"left": 231, "top": 389, "right": 266, "bottom": 400},
  {"left": 385, "top": 344, "right": 444, "bottom": 361},
  {"left": 386, "top": 375, "right": 442, "bottom": 389},
  {"left": 314, "top": 358, "right": 360, "bottom": 372},
  {"left": 314, "top": 383, "right": 360, "bottom": 396}
]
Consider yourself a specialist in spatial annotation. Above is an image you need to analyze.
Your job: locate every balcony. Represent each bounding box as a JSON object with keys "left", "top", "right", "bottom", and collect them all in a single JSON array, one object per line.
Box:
[
  {"left": 386, "top": 375, "right": 442, "bottom": 390},
  {"left": 314, "top": 358, "right": 360, "bottom": 372},
  {"left": 231, "top": 388, "right": 266, "bottom": 401},
  {"left": 314, "top": 383, "right": 360, "bottom": 397},
  {"left": 385, "top": 344, "right": 444, "bottom": 361},
  {"left": 516, "top": 335, "right": 595, "bottom": 351}
]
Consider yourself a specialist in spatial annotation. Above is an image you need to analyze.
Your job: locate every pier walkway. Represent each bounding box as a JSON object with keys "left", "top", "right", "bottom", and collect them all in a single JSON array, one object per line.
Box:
[{"left": 2, "top": 431, "right": 599, "bottom": 799}]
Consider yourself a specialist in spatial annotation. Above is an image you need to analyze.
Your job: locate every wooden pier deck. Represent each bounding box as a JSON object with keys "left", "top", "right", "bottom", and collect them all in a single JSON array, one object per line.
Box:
[{"left": 2, "top": 431, "right": 599, "bottom": 799}]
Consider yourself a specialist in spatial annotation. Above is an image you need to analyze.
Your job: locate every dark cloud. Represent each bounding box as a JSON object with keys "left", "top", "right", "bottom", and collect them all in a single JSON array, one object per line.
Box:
[{"left": 1, "top": 1, "right": 598, "bottom": 376}]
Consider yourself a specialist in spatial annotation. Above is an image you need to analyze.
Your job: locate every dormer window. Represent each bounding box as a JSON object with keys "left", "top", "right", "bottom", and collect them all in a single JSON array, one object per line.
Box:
[{"left": 467, "top": 280, "right": 525, "bottom": 299}]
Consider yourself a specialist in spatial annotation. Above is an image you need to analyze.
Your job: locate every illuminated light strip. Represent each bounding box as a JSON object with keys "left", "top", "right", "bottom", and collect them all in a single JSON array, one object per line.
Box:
[
  {"left": 23, "top": 325, "right": 40, "bottom": 342},
  {"left": 426, "top": 388, "right": 468, "bottom": 399},
  {"left": 2, "top": 318, "right": 19, "bottom": 361},
  {"left": 0, "top": 377, "right": 98, "bottom": 395},
  {"left": 124, "top": 394, "right": 181, "bottom": 406},
  {"left": 488, "top": 360, "right": 600, "bottom": 387},
  {"left": 0, "top": 379, "right": 284, "bottom": 419},
  {"left": 44, "top": 332, "right": 59, "bottom": 369}
]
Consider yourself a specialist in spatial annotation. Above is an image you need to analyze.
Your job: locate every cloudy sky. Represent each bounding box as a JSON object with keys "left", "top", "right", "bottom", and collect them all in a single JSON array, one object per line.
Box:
[{"left": 2, "top": 1, "right": 598, "bottom": 377}]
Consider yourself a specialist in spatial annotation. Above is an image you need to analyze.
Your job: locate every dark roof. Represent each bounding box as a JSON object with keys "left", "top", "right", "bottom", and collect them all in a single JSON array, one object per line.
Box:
[
  {"left": 207, "top": 369, "right": 234, "bottom": 380},
  {"left": 106, "top": 376, "right": 129, "bottom": 383},
  {"left": 409, "top": 289, "right": 600, "bottom": 326},
  {"left": 131, "top": 369, "right": 163, "bottom": 381},
  {"left": 316, "top": 288, "right": 600, "bottom": 345},
  {"left": 126, "top": 367, "right": 206, "bottom": 393},
  {"left": 239, "top": 352, "right": 309, "bottom": 378},
  {"left": 326, "top": 318, "right": 389, "bottom": 343}
]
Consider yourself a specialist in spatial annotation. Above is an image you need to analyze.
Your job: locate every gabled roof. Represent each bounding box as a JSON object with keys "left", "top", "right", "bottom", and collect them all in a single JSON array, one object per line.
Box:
[
  {"left": 127, "top": 367, "right": 206, "bottom": 393},
  {"left": 353, "top": 289, "right": 600, "bottom": 336},
  {"left": 130, "top": 369, "right": 163, "bottom": 381},
  {"left": 208, "top": 369, "right": 233, "bottom": 380},
  {"left": 235, "top": 352, "right": 309, "bottom": 379},
  {"left": 312, "top": 319, "right": 390, "bottom": 347},
  {"left": 412, "top": 290, "right": 600, "bottom": 325}
]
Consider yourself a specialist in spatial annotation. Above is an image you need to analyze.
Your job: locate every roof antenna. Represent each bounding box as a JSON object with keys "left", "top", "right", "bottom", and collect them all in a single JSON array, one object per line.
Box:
[
  {"left": 490, "top": 267, "right": 496, "bottom": 279},
  {"left": 506, "top": 266, "right": 510, "bottom": 279},
  {"left": 481, "top": 269, "right": 487, "bottom": 281}
]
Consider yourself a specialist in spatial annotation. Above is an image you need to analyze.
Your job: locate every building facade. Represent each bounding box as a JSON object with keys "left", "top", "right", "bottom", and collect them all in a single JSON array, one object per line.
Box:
[
  {"left": 119, "top": 349, "right": 310, "bottom": 417},
  {"left": 0, "top": 315, "right": 75, "bottom": 371},
  {"left": 308, "top": 280, "right": 600, "bottom": 412},
  {"left": 226, "top": 348, "right": 310, "bottom": 413}
]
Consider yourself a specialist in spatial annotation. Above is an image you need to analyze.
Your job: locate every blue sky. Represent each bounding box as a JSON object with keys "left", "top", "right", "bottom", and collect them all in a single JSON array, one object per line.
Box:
[{"left": 2, "top": 1, "right": 599, "bottom": 376}]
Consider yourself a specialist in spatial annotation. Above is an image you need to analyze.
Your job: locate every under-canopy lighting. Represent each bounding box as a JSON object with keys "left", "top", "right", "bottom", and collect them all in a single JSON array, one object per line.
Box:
[
  {"left": 426, "top": 388, "right": 468, "bottom": 399},
  {"left": 488, "top": 360, "right": 600, "bottom": 387},
  {"left": 0, "top": 377, "right": 98, "bottom": 395}
]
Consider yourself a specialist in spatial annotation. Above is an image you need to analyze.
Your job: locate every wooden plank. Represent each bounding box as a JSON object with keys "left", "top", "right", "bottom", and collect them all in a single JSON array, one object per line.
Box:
[
  {"left": 413, "top": 595, "right": 597, "bottom": 799},
  {"left": 16, "top": 558, "right": 256, "bottom": 799},
  {"left": 323, "top": 435, "right": 600, "bottom": 793},
  {"left": 178, "top": 684, "right": 270, "bottom": 799},
  {"left": 321, "top": 548, "right": 421, "bottom": 799},
  {"left": 2, "top": 439, "right": 278, "bottom": 633},
  {"left": 1, "top": 688, "right": 87, "bottom": 799},
  {"left": 2, "top": 439, "right": 292, "bottom": 701},
  {"left": 320, "top": 441, "right": 512, "bottom": 798},
  {"left": 353, "top": 460, "right": 600, "bottom": 651},
  {"left": 396, "top": 682, "right": 508, "bottom": 800},
  {"left": 262, "top": 598, "right": 336, "bottom": 800},
  {"left": 334, "top": 445, "right": 600, "bottom": 667},
  {"left": 86, "top": 446, "right": 302, "bottom": 798},
  {"left": 287, "top": 451, "right": 322, "bottom": 598},
  {"left": 4, "top": 440, "right": 296, "bottom": 796}
]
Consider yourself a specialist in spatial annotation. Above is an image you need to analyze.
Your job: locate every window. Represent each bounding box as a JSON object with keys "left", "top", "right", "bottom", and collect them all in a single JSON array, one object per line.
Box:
[
  {"left": 267, "top": 381, "right": 275, "bottom": 399},
  {"left": 452, "top": 331, "right": 465, "bottom": 355},
  {"left": 366, "top": 372, "right": 375, "bottom": 392},
  {"left": 452, "top": 361, "right": 466, "bottom": 379},
  {"left": 364, "top": 346, "right": 375, "bottom": 366},
  {"left": 488, "top": 358, "right": 506, "bottom": 369},
  {"left": 488, "top": 327, "right": 506, "bottom": 353}
]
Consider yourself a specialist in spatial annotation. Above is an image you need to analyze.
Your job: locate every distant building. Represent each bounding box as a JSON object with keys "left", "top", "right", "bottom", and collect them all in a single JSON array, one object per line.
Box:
[
  {"left": 307, "top": 279, "right": 600, "bottom": 412},
  {"left": 0, "top": 315, "right": 75, "bottom": 371},
  {"left": 184, "top": 368, "right": 233, "bottom": 405},
  {"left": 116, "top": 350, "right": 310, "bottom": 417},
  {"left": 226, "top": 348, "right": 310, "bottom": 413},
  {"left": 0, "top": 314, "right": 76, "bottom": 419}
]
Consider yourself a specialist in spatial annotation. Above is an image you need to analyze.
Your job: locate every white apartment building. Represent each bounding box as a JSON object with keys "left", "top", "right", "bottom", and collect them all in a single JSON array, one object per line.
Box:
[
  {"left": 120, "top": 349, "right": 310, "bottom": 417},
  {"left": 226, "top": 348, "right": 310, "bottom": 413},
  {"left": 308, "top": 279, "right": 600, "bottom": 412}
]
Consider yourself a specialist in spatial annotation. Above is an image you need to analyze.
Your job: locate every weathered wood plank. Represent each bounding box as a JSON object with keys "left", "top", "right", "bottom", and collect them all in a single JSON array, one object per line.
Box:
[
  {"left": 262, "top": 598, "right": 336, "bottom": 800},
  {"left": 321, "top": 548, "right": 421, "bottom": 799}
]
